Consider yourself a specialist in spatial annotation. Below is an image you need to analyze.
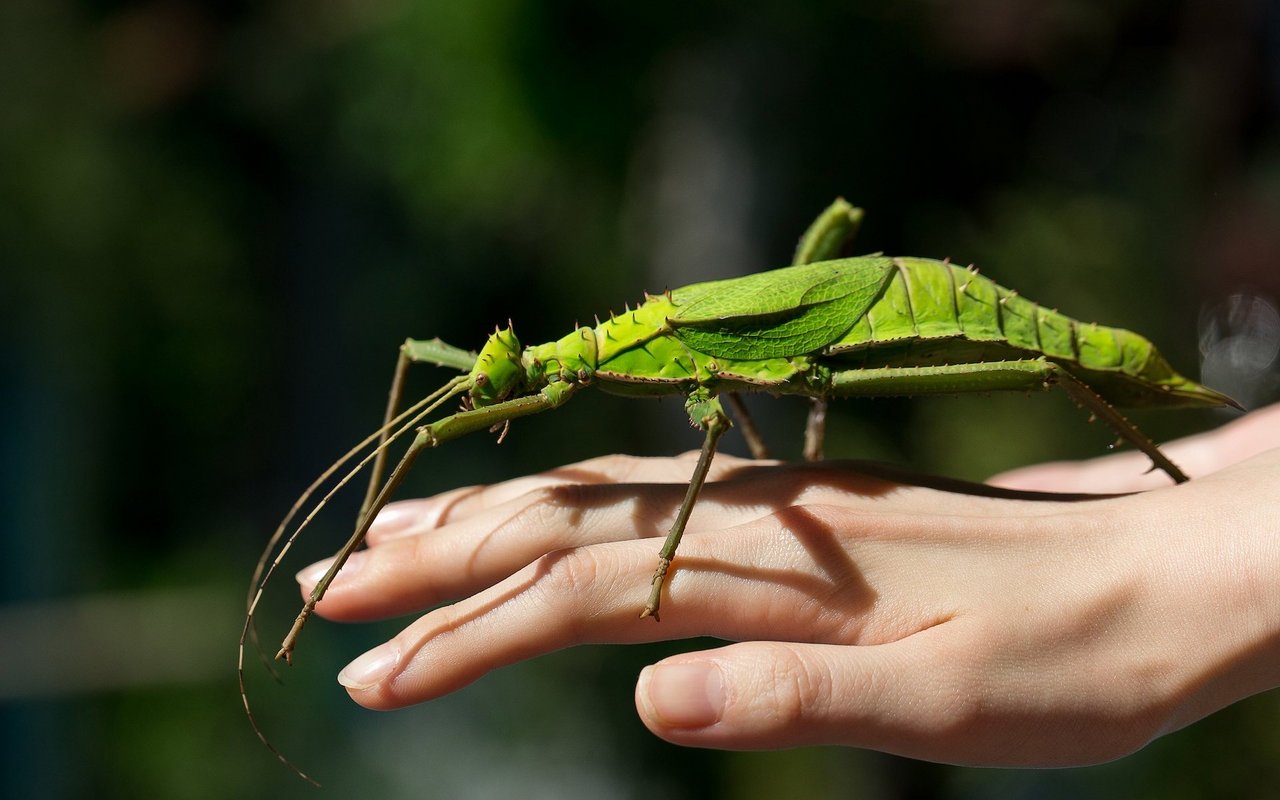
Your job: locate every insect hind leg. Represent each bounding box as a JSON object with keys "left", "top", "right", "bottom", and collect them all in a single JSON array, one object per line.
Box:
[
  {"left": 825, "top": 358, "right": 1188, "bottom": 484},
  {"left": 1052, "top": 369, "right": 1189, "bottom": 483}
]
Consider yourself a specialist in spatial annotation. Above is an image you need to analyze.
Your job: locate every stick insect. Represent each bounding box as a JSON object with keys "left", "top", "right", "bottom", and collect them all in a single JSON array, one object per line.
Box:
[{"left": 242, "top": 199, "right": 1239, "bottom": 782}]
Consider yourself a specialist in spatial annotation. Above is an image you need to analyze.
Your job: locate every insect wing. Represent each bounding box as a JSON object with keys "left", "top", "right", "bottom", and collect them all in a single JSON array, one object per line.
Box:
[{"left": 669, "top": 257, "right": 893, "bottom": 359}]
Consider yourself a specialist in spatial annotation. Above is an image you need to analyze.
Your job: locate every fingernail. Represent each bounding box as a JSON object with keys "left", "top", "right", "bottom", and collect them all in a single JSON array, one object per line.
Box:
[
  {"left": 641, "top": 661, "right": 723, "bottom": 729},
  {"left": 295, "top": 551, "right": 365, "bottom": 591},
  {"left": 338, "top": 642, "right": 400, "bottom": 690}
]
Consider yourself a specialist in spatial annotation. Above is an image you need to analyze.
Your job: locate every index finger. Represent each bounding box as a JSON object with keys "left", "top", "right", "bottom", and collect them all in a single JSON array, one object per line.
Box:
[{"left": 367, "top": 452, "right": 766, "bottom": 543}]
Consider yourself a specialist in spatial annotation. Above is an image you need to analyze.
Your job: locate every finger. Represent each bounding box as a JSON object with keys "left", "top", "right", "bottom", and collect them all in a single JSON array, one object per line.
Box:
[
  {"left": 634, "top": 628, "right": 1140, "bottom": 767},
  {"left": 399, "top": 457, "right": 1059, "bottom": 546},
  {"left": 636, "top": 633, "right": 958, "bottom": 755},
  {"left": 307, "top": 478, "right": 782, "bottom": 621},
  {"left": 366, "top": 453, "right": 765, "bottom": 543},
  {"left": 987, "top": 451, "right": 1160, "bottom": 494},
  {"left": 330, "top": 508, "right": 947, "bottom": 709},
  {"left": 307, "top": 463, "right": 1058, "bottom": 621},
  {"left": 333, "top": 540, "right": 698, "bottom": 709},
  {"left": 313, "top": 463, "right": 1099, "bottom": 621}
]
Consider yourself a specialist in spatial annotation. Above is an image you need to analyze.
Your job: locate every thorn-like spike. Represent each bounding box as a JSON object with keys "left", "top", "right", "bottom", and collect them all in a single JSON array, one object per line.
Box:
[
  {"left": 942, "top": 256, "right": 951, "bottom": 266},
  {"left": 594, "top": 314, "right": 601, "bottom": 326}
]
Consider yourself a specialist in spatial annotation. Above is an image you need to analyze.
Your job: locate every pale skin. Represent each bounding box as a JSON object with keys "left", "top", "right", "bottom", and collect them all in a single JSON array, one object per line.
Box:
[{"left": 297, "top": 403, "right": 1280, "bottom": 768}]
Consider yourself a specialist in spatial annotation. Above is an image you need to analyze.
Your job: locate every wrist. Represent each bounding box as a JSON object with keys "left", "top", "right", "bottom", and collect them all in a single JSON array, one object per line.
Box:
[{"left": 1130, "top": 463, "right": 1280, "bottom": 735}]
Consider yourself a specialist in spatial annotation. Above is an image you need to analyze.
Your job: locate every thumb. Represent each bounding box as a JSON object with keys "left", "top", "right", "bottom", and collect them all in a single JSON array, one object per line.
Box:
[{"left": 634, "top": 634, "right": 960, "bottom": 758}]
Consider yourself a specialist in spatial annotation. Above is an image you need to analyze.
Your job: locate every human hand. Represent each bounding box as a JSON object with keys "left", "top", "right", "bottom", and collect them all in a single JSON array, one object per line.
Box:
[{"left": 297, "top": 409, "right": 1280, "bottom": 767}]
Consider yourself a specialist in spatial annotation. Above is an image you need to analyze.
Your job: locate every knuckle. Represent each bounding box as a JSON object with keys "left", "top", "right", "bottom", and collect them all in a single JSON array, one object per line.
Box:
[
  {"left": 756, "top": 644, "right": 832, "bottom": 730},
  {"left": 571, "top": 453, "right": 645, "bottom": 480},
  {"left": 596, "top": 453, "right": 644, "bottom": 475},
  {"left": 523, "top": 485, "right": 577, "bottom": 522},
  {"left": 537, "top": 547, "right": 603, "bottom": 599},
  {"left": 507, "top": 484, "right": 586, "bottom": 539}
]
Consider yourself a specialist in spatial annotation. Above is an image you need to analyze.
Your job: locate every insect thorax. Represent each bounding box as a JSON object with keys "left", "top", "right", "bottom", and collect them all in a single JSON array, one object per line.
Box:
[
  {"left": 469, "top": 327, "right": 526, "bottom": 405},
  {"left": 524, "top": 326, "right": 600, "bottom": 386}
]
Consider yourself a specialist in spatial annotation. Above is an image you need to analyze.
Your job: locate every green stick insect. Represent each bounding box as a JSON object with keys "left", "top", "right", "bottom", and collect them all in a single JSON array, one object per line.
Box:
[{"left": 242, "top": 199, "right": 1239, "bottom": 783}]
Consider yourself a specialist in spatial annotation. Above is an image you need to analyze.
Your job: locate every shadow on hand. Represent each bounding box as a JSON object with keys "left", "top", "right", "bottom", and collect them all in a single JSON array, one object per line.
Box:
[{"left": 434, "top": 458, "right": 1117, "bottom": 645}]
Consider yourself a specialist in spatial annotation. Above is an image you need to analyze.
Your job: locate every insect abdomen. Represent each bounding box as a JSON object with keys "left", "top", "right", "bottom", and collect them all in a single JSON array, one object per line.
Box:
[
  {"left": 832, "top": 257, "right": 1127, "bottom": 367},
  {"left": 826, "top": 257, "right": 1228, "bottom": 407}
]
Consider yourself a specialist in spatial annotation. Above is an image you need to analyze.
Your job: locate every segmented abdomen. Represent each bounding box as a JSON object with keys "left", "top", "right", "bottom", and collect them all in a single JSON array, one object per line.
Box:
[
  {"left": 830, "top": 257, "right": 1144, "bottom": 368},
  {"left": 821, "top": 256, "right": 1226, "bottom": 407}
]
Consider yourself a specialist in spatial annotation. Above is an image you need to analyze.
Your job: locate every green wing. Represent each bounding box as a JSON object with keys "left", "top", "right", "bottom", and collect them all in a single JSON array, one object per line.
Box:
[{"left": 669, "top": 256, "right": 894, "bottom": 359}]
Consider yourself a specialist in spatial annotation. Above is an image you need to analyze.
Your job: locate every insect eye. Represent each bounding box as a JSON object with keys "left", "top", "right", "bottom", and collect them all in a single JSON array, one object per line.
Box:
[{"left": 475, "top": 374, "right": 489, "bottom": 388}]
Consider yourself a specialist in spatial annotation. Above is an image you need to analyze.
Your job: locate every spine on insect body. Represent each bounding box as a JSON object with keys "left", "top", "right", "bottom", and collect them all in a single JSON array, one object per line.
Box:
[
  {"left": 830, "top": 257, "right": 1232, "bottom": 408},
  {"left": 523, "top": 296, "right": 676, "bottom": 386}
]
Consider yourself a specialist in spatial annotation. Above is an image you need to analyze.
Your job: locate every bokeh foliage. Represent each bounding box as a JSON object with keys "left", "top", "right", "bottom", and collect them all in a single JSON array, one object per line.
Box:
[{"left": 2, "top": 1, "right": 1279, "bottom": 798}]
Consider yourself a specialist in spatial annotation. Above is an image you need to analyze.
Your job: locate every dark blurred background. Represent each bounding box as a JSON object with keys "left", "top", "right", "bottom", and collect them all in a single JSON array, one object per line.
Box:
[{"left": 3, "top": 0, "right": 1279, "bottom": 798}]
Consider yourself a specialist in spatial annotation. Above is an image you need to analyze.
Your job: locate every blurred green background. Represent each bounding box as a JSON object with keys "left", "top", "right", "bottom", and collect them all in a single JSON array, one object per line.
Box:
[{"left": 3, "top": 0, "right": 1279, "bottom": 798}]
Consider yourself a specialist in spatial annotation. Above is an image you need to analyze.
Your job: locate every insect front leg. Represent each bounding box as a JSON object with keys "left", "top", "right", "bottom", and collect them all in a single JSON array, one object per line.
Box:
[
  {"left": 277, "top": 381, "right": 579, "bottom": 664},
  {"left": 358, "top": 338, "right": 480, "bottom": 525},
  {"left": 641, "top": 393, "right": 730, "bottom": 620}
]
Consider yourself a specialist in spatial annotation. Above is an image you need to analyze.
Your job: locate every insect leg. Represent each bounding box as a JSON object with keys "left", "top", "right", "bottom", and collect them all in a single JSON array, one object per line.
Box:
[
  {"left": 275, "top": 380, "right": 579, "bottom": 664},
  {"left": 723, "top": 393, "right": 769, "bottom": 458},
  {"left": 792, "top": 197, "right": 865, "bottom": 264},
  {"left": 359, "top": 338, "right": 480, "bottom": 525},
  {"left": 826, "top": 359, "right": 1188, "bottom": 483},
  {"left": 827, "top": 359, "right": 1060, "bottom": 397},
  {"left": 791, "top": 198, "right": 862, "bottom": 462},
  {"left": 1053, "top": 370, "right": 1189, "bottom": 483},
  {"left": 641, "top": 394, "right": 730, "bottom": 620},
  {"left": 803, "top": 397, "right": 828, "bottom": 462}
]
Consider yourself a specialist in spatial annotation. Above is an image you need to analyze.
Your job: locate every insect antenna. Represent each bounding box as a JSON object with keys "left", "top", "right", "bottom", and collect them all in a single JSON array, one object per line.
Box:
[
  {"left": 244, "top": 376, "right": 469, "bottom": 674},
  {"left": 240, "top": 375, "right": 469, "bottom": 785},
  {"left": 253, "top": 376, "right": 466, "bottom": 629}
]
